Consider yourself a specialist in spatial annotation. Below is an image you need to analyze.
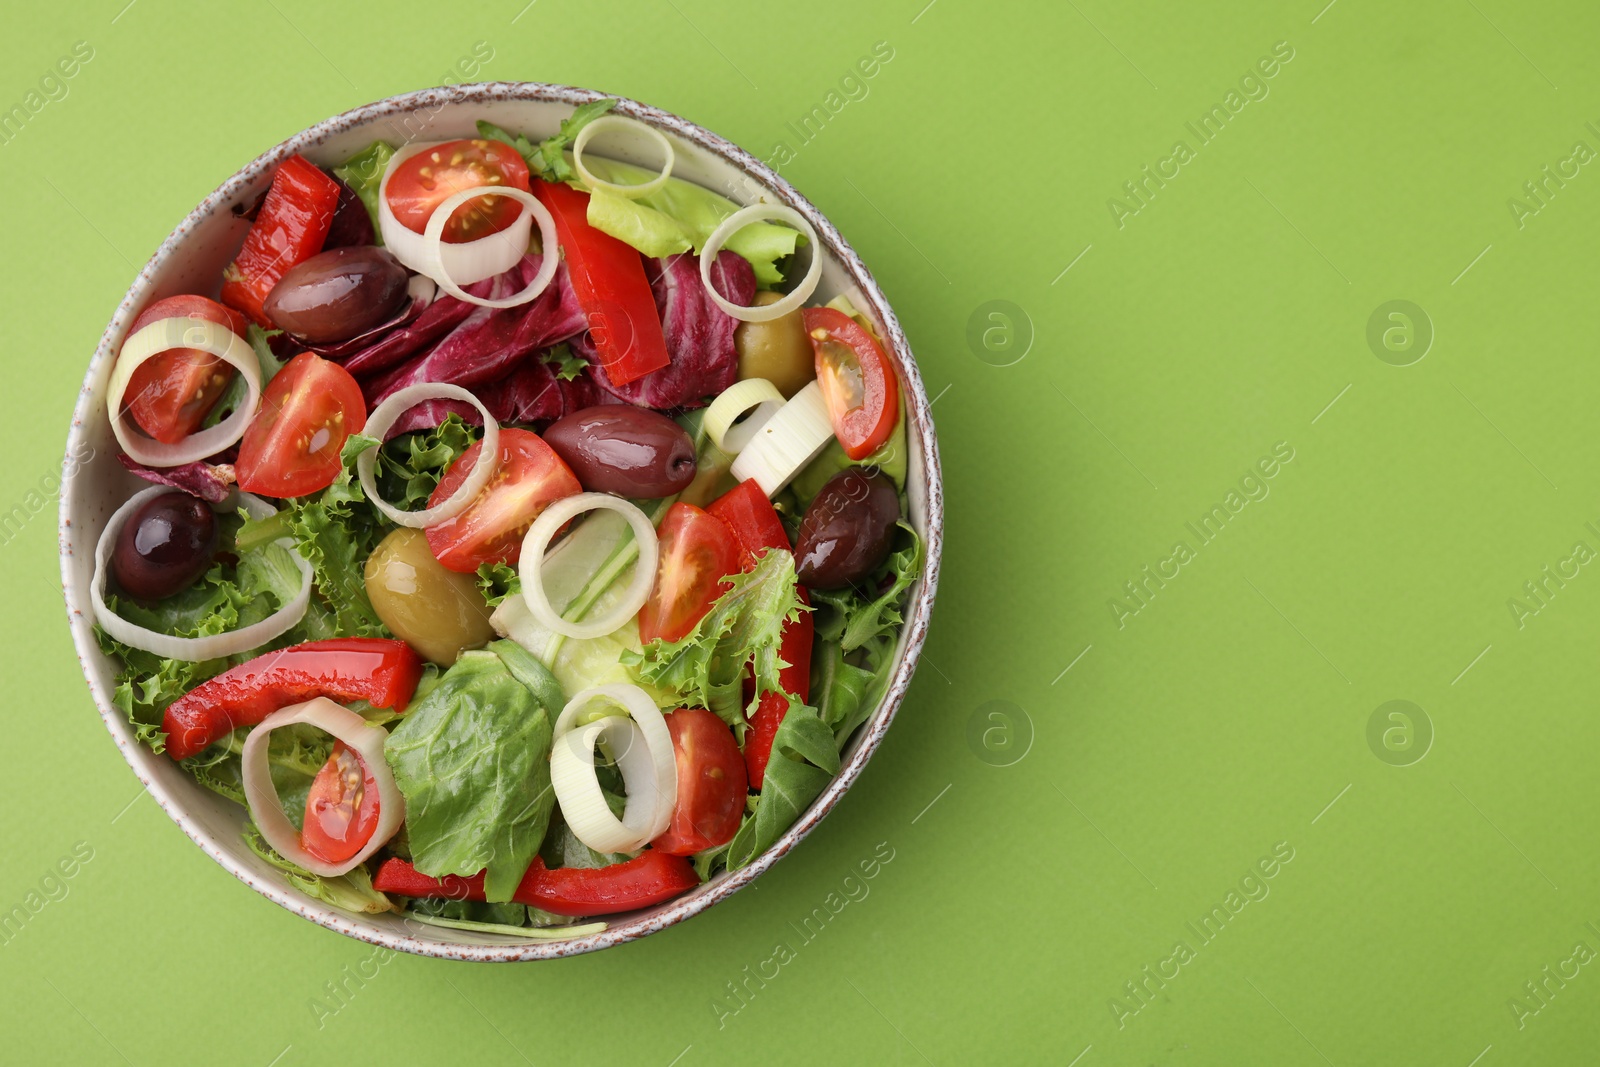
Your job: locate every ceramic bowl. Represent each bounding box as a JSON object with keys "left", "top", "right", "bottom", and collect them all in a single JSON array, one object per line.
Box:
[{"left": 58, "top": 82, "right": 942, "bottom": 960}]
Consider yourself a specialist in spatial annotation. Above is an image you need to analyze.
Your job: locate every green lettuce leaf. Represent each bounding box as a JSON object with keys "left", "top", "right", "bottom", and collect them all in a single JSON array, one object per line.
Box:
[
  {"left": 624, "top": 548, "right": 808, "bottom": 739},
  {"left": 478, "top": 99, "right": 616, "bottom": 185},
  {"left": 244, "top": 827, "right": 395, "bottom": 914},
  {"left": 334, "top": 141, "right": 396, "bottom": 238},
  {"left": 95, "top": 520, "right": 321, "bottom": 749},
  {"left": 383, "top": 647, "right": 561, "bottom": 902},
  {"left": 576, "top": 157, "right": 802, "bottom": 287}
]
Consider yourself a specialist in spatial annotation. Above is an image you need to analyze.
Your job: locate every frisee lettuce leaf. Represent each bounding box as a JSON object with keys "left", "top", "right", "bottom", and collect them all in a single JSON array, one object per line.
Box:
[
  {"left": 383, "top": 646, "right": 561, "bottom": 903},
  {"left": 478, "top": 99, "right": 617, "bottom": 185},
  {"left": 623, "top": 548, "right": 808, "bottom": 740},
  {"left": 244, "top": 827, "right": 395, "bottom": 914}
]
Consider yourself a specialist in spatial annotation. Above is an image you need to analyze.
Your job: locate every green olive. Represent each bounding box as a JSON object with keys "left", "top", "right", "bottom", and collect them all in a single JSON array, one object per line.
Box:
[
  {"left": 363, "top": 528, "right": 494, "bottom": 666},
  {"left": 735, "top": 291, "right": 815, "bottom": 398}
]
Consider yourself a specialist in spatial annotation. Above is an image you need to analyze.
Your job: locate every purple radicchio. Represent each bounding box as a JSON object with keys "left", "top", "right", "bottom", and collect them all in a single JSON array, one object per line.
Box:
[{"left": 579, "top": 250, "right": 755, "bottom": 410}]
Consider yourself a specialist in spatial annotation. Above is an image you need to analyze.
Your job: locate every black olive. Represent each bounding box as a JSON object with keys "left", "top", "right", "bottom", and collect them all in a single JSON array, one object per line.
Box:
[
  {"left": 111, "top": 492, "right": 219, "bottom": 601},
  {"left": 263, "top": 246, "right": 409, "bottom": 345},
  {"left": 794, "top": 470, "right": 900, "bottom": 590},
  {"left": 543, "top": 406, "right": 697, "bottom": 498}
]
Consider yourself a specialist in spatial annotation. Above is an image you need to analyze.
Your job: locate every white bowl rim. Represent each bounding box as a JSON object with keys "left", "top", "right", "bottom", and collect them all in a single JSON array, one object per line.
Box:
[{"left": 57, "top": 81, "right": 944, "bottom": 961}]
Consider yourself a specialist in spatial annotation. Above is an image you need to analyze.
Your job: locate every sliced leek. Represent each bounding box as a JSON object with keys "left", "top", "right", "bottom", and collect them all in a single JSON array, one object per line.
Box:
[
  {"left": 704, "top": 378, "right": 785, "bottom": 454},
  {"left": 572, "top": 116, "right": 675, "bottom": 200},
  {"left": 729, "top": 380, "right": 834, "bottom": 495},
  {"left": 699, "top": 204, "right": 821, "bottom": 323},
  {"left": 549, "top": 684, "right": 677, "bottom": 854}
]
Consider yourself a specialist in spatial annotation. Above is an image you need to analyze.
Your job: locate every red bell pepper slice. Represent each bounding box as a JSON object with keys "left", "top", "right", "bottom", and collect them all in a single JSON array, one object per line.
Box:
[
  {"left": 221, "top": 155, "right": 340, "bottom": 327},
  {"left": 534, "top": 180, "right": 670, "bottom": 387},
  {"left": 372, "top": 852, "right": 700, "bottom": 917},
  {"left": 162, "top": 638, "right": 423, "bottom": 761},
  {"left": 708, "top": 480, "right": 815, "bottom": 787}
]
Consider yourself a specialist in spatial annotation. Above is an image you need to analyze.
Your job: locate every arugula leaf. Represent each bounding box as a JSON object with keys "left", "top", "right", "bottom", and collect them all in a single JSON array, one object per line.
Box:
[
  {"left": 333, "top": 141, "right": 396, "bottom": 238},
  {"left": 740, "top": 758, "right": 830, "bottom": 868},
  {"left": 478, "top": 100, "right": 617, "bottom": 184},
  {"left": 810, "top": 523, "right": 922, "bottom": 652},
  {"left": 812, "top": 640, "right": 875, "bottom": 732},
  {"left": 624, "top": 549, "right": 808, "bottom": 739},
  {"left": 383, "top": 648, "right": 561, "bottom": 902}
]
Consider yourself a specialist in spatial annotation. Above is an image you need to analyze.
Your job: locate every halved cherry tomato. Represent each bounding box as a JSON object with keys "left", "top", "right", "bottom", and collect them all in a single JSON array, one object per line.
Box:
[
  {"left": 424, "top": 428, "right": 581, "bottom": 573},
  {"left": 301, "top": 741, "right": 382, "bottom": 865},
  {"left": 386, "top": 139, "right": 531, "bottom": 244},
  {"left": 234, "top": 352, "right": 367, "bottom": 498},
  {"left": 639, "top": 503, "right": 740, "bottom": 644},
  {"left": 803, "top": 307, "right": 899, "bottom": 461},
  {"left": 121, "top": 295, "right": 248, "bottom": 444},
  {"left": 652, "top": 708, "right": 749, "bottom": 855}
]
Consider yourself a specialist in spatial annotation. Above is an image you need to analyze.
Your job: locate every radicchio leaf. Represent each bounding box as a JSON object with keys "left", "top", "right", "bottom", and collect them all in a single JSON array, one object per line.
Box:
[
  {"left": 117, "top": 453, "right": 235, "bottom": 503},
  {"left": 582, "top": 251, "right": 754, "bottom": 410},
  {"left": 364, "top": 254, "right": 586, "bottom": 408}
]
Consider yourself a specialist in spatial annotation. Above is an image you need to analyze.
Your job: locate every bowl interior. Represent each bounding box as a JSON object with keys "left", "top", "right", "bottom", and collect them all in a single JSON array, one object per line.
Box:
[{"left": 60, "top": 83, "right": 941, "bottom": 960}]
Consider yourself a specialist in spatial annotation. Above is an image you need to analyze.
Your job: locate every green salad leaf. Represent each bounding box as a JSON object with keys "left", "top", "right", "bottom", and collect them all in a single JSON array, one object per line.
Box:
[
  {"left": 544, "top": 342, "right": 588, "bottom": 382},
  {"left": 235, "top": 415, "right": 477, "bottom": 638},
  {"left": 244, "top": 827, "right": 395, "bottom": 914},
  {"left": 724, "top": 705, "right": 837, "bottom": 871},
  {"left": 95, "top": 519, "right": 319, "bottom": 750},
  {"left": 384, "top": 646, "right": 561, "bottom": 903},
  {"left": 475, "top": 561, "right": 521, "bottom": 609},
  {"left": 334, "top": 141, "right": 396, "bottom": 238},
  {"left": 477, "top": 108, "right": 802, "bottom": 286},
  {"left": 624, "top": 548, "right": 808, "bottom": 739},
  {"left": 577, "top": 156, "right": 802, "bottom": 287},
  {"left": 478, "top": 99, "right": 616, "bottom": 185}
]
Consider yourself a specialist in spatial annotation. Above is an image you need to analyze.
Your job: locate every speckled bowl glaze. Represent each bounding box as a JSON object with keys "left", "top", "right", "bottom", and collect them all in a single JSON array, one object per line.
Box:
[{"left": 58, "top": 82, "right": 942, "bottom": 960}]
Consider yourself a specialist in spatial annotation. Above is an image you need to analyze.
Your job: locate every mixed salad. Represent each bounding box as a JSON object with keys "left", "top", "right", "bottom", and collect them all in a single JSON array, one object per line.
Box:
[{"left": 92, "top": 100, "right": 922, "bottom": 937}]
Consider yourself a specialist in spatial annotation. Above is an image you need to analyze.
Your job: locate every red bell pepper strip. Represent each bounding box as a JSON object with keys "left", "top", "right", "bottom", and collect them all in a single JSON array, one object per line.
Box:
[
  {"left": 534, "top": 179, "right": 670, "bottom": 387},
  {"left": 221, "top": 155, "right": 340, "bottom": 327},
  {"left": 372, "top": 852, "right": 700, "bottom": 917},
  {"left": 162, "top": 638, "right": 423, "bottom": 761},
  {"left": 708, "top": 480, "right": 815, "bottom": 788}
]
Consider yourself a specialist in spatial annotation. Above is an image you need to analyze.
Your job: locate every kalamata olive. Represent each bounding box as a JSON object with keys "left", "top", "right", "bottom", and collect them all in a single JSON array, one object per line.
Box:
[
  {"left": 543, "top": 406, "right": 697, "bottom": 498},
  {"left": 364, "top": 528, "right": 494, "bottom": 665},
  {"left": 794, "top": 469, "right": 900, "bottom": 589},
  {"left": 735, "top": 292, "right": 815, "bottom": 398},
  {"left": 262, "top": 246, "right": 409, "bottom": 345},
  {"left": 111, "top": 491, "right": 219, "bottom": 601}
]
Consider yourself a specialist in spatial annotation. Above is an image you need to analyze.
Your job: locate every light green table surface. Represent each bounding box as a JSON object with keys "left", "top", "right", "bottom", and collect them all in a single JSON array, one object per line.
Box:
[{"left": 4, "top": 1, "right": 1599, "bottom": 1063}]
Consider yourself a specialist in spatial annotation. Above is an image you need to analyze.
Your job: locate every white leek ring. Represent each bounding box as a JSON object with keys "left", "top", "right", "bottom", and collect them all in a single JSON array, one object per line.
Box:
[
  {"left": 92, "top": 488, "right": 312, "bottom": 661},
  {"left": 729, "top": 380, "right": 834, "bottom": 496},
  {"left": 700, "top": 204, "right": 821, "bottom": 323},
  {"left": 519, "top": 494, "right": 658, "bottom": 640},
  {"left": 376, "top": 141, "right": 542, "bottom": 300},
  {"left": 549, "top": 684, "right": 677, "bottom": 853},
  {"left": 422, "top": 185, "right": 559, "bottom": 309},
  {"left": 572, "top": 116, "right": 675, "bottom": 200},
  {"left": 704, "top": 378, "right": 785, "bottom": 454},
  {"left": 356, "top": 383, "right": 501, "bottom": 529},
  {"left": 242, "top": 697, "right": 405, "bottom": 878},
  {"left": 109, "top": 317, "right": 261, "bottom": 467}
]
